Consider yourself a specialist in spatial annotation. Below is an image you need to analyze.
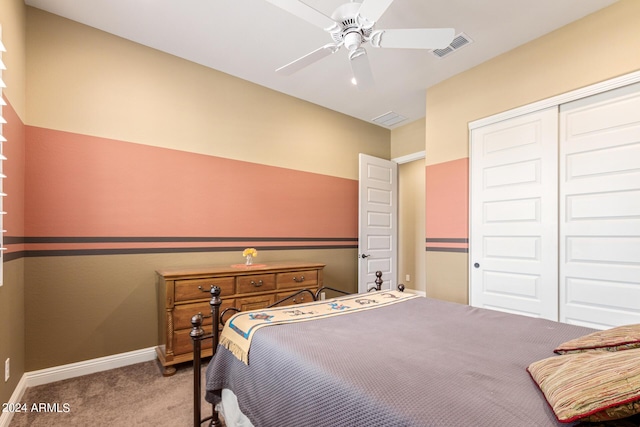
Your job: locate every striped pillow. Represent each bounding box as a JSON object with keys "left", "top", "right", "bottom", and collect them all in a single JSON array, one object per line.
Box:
[
  {"left": 554, "top": 324, "right": 640, "bottom": 354},
  {"left": 527, "top": 349, "right": 640, "bottom": 423}
]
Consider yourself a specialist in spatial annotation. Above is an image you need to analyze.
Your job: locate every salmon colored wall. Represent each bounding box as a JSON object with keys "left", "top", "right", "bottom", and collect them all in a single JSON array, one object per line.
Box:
[
  {"left": 424, "top": 158, "right": 468, "bottom": 304},
  {"left": 24, "top": 126, "right": 357, "bottom": 253},
  {"left": 425, "top": 158, "right": 468, "bottom": 252},
  {"left": 4, "top": 100, "right": 25, "bottom": 256}
]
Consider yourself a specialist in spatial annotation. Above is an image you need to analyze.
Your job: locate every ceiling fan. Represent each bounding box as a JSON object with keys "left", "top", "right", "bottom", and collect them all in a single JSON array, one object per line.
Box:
[{"left": 265, "top": 0, "right": 455, "bottom": 90}]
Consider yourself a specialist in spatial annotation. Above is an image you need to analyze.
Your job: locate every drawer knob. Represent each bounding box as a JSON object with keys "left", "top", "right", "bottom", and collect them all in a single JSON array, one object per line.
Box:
[
  {"left": 251, "top": 280, "right": 264, "bottom": 287},
  {"left": 293, "top": 276, "right": 305, "bottom": 283},
  {"left": 197, "top": 285, "right": 214, "bottom": 293}
]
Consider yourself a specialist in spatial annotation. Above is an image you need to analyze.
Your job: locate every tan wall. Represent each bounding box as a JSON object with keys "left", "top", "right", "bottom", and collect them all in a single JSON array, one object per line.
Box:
[
  {"left": 425, "top": 0, "right": 640, "bottom": 303},
  {"left": 22, "top": 8, "right": 390, "bottom": 371},
  {"left": 424, "top": 252, "right": 468, "bottom": 304},
  {"left": 26, "top": 9, "right": 389, "bottom": 180},
  {"left": 0, "top": 261, "right": 25, "bottom": 405},
  {"left": 391, "top": 118, "right": 426, "bottom": 292},
  {"left": 0, "top": 0, "right": 26, "bottom": 119},
  {"left": 390, "top": 118, "right": 425, "bottom": 158},
  {"left": 397, "top": 160, "right": 425, "bottom": 292},
  {"left": 24, "top": 249, "right": 356, "bottom": 369},
  {"left": 427, "top": 0, "right": 640, "bottom": 165}
]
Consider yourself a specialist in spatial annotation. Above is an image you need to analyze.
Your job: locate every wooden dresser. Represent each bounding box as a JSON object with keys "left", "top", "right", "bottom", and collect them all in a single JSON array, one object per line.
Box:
[{"left": 156, "top": 261, "right": 325, "bottom": 375}]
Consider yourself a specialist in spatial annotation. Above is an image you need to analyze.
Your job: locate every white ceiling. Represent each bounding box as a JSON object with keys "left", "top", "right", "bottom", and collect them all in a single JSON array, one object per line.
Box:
[{"left": 25, "top": 0, "right": 618, "bottom": 128}]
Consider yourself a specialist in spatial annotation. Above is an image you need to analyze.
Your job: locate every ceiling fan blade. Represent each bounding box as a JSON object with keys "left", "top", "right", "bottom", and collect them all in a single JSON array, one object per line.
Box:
[
  {"left": 357, "top": 0, "right": 395, "bottom": 26},
  {"left": 276, "top": 44, "right": 340, "bottom": 76},
  {"left": 349, "top": 48, "right": 374, "bottom": 91},
  {"left": 371, "top": 28, "right": 455, "bottom": 49},
  {"left": 264, "top": 0, "right": 338, "bottom": 31}
]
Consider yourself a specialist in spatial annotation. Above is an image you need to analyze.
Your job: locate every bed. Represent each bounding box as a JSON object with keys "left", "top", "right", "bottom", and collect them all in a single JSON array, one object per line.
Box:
[{"left": 190, "top": 274, "right": 640, "bottom": 427}]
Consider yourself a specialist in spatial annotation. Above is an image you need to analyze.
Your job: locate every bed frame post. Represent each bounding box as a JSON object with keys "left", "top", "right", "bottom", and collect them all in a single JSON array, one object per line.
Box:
[
  {"left": 191, "top": 286, "right": 223, "bottom": 427},
  {"left": 207, "top": 286, "right": 223, "bottom": 427},
  {"left": 375, "top": 271, "right": 383, "bottom": 290},
  {"left": 368, "top": 271, "right": 385, "bottom": 292},
  {"left": 190, "top": 313, "right": 205, "bottom": 427},
  {"left": 210, "top": 286, "right": 221, "bottom": 353}
]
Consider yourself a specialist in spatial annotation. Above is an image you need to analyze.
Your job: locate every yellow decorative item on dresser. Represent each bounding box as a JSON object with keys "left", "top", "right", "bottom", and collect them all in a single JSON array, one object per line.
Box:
[
  {"left": 242, "top": 248, "right": 258, "bottom": 265},
  {"left": 155, "top": 261, "right": 325, "bottom": 376}
]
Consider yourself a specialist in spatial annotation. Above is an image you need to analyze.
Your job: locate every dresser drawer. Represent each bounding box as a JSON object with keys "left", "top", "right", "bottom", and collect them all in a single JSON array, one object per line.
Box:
[
  {"left": 236, "top": 274, "right": 276, "bottom": 294},
  {"left": 276, "top": 289, "right": 316, "bottom": 306},
  {"left": 277, "top": 270, "right": 318, "bottom": 289},
  {"left": 175, "top": 277, "right": 234, "bottom": 302},
  {"left": 237, "top": 294, "right": 275, "bottom": 311},
  {"left": 173, "top": 327, "right": 214, "bottom": 356},
  {"left": 173, "top": 299, "right": 235, "bottom": 330}
]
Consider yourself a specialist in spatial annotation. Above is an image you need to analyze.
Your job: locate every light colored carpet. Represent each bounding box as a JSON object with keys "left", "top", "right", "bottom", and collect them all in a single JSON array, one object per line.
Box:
[{"left": 9, "top": 360, "right": 219, "bottom": 426}]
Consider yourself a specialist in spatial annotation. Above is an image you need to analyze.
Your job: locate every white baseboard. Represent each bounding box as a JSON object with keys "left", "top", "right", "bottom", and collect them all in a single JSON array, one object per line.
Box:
[
  {"left": 24, "top": 347, "right": 157, "bottom": 387},
  {"left": 0, "top": 374, "right": 28, "bottom": 427},
  {"left": 0, "top": 347, "right": 156, "bottom": 427}
]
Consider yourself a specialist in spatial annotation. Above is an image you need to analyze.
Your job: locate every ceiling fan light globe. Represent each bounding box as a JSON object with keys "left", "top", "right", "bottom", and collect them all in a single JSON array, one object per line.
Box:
[{"left": 344, "top": 31, "right": 362, "bottom": 51}]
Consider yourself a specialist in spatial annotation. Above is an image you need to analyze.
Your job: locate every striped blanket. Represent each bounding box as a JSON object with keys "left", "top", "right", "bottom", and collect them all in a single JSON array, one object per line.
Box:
[{"left": 219, "top": 290, "right": 418, "bottom": 364}]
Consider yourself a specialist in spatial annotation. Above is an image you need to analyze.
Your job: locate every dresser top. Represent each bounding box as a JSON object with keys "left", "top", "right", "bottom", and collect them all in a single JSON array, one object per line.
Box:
[{"left": 156, "top": 261, "right": 325, "bottom": 279}]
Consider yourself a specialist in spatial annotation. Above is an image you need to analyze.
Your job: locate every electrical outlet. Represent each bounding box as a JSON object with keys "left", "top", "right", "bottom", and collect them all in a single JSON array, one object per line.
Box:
[
  {"left": 405, "top": 274, "right": 411, "bottom": 282},
  {"left": 320, "top": 292, "right": 326, "bottom": 300},
  {"left": 4, "top": 358, "right": 9, "bottom": 382}
]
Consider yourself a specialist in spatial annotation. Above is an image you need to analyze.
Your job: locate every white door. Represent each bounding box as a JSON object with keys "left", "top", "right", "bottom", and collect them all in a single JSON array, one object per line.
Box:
[
  {"left": 469, "top": 107, "right": 559, "bottom": 320},
  {"left": 358, "top": 154, "right": 398, "bottom": 293},
  {"left": 559, "top": 82, "right": 640, "bottom": 328}
]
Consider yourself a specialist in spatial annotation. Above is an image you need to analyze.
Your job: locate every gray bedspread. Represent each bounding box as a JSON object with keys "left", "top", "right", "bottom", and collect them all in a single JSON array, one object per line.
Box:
[{"left": 205, "top": 296, "right": 596, "bottom": 426}]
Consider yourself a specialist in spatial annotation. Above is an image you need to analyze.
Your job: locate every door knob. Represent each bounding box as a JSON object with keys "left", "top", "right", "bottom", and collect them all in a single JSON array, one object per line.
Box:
[
  {"left": 361, "top": 254, "right": 371, "bottom": 259},
  {"left": 473, "top": 263, "right": 480, "bottom": 268}
]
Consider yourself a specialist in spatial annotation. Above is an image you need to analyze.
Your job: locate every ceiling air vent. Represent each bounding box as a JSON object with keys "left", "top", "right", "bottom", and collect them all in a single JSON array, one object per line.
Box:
[
  {"left": 372, "top": 111, "right": 407, "bottom": 127},
  {"left": 431, "top": 32, "right": 473, "bottom": 59}
]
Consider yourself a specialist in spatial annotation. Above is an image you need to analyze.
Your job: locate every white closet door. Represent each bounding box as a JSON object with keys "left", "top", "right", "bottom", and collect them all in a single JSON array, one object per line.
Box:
[
  {"left": 559, "top": 83, "right": 640, "bottom": 328},
  {"left": 470, "top": 107, "right": 559, "bottom": 320}
]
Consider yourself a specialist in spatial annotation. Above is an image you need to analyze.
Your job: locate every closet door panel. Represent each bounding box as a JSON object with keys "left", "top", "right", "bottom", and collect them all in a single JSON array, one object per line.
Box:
[
  {"left": 470, "top": 107, "right": 559, "bottom": 320},
  {"left": 560, "top": 83, "right": 640, "bottom": 328}
]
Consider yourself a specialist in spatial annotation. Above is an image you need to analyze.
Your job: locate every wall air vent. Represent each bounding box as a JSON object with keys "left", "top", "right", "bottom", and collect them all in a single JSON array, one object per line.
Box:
[
  {"left": 431, "top": 32, "right": 473, "bottom": 59},
  {"left": 372, "top": 111, "right": 407, "bottom": 127}
]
